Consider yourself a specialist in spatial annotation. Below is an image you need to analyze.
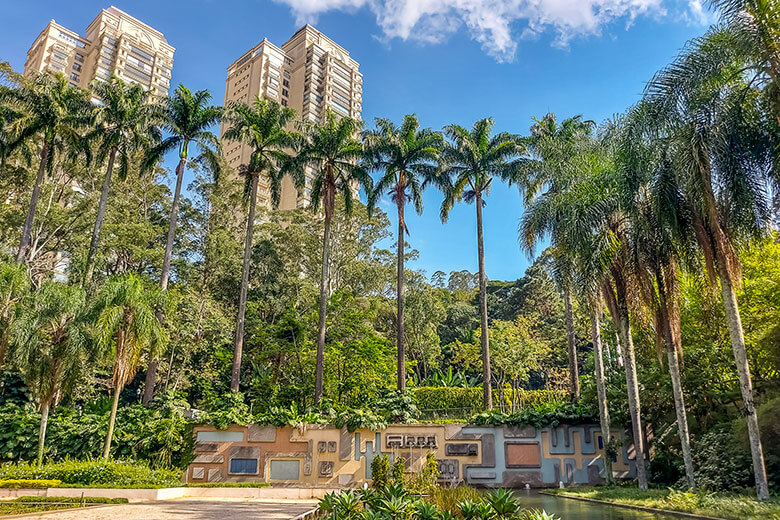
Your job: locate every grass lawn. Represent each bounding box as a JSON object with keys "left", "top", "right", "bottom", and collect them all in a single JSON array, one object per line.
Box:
[{"left": 547, "top": 486, "right": 780, "bottom": 520}]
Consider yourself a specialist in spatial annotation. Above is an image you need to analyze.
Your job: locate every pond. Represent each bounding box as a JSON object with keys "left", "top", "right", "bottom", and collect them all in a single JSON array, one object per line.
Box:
[{"left": 517, "top": 491, "right": 680, "bottom": 520}]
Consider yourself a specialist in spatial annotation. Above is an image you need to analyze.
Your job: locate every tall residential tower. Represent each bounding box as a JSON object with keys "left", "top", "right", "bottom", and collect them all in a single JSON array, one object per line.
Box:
[
  {"left": 222, "top": 25, "right": 363, "bottom": 210},
  {"left": 24, "top": 6, "right": 174, "bottom": 96}
]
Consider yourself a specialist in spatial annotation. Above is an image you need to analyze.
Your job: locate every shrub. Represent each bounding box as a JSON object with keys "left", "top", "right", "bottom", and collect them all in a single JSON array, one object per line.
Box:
[
  {"left": 413, "top": 387, "right": 566, "bottom": 420},
  {"left": 392, "top": 456, "right": 406, "bottom": 484},
  {"left": 0, "top": 479, "right": 61, "bottom": 488},
  {"left": 371, "top": 454, "right": 390, "bottom": 489},
  {"left": 0, "top": 459, "right": 182, "bottom": 487},
  {"left": 15, "top": 496, "right": 128, "bottom": 504},
  {"left": 469, "top": 400, "right": 596, "bottom": 428},
  {"left": 408, "top": 452, "right": 439, "bottom": 494}
]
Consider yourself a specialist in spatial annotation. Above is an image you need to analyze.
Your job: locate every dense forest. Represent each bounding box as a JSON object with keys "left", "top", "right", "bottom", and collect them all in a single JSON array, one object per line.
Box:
[{"left": 0, "top": 0, "right": 778, "bottom": 502}]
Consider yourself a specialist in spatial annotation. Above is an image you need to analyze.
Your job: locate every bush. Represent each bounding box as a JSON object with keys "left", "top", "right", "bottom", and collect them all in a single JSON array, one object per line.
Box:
[
  {"left": 413, "top": 387, "right": 566, "bottom": 419},
  {"left": 0, "top": 459, "right": 182, "bottom": 487},
  {"left": 392, "top": 456, "right": 406, "bottom": 484},
  {"left": 186, "top": 482, "right": 270, "bottom": 488},
  {"left": 0, "top": 479, "right": 61, "bottom": 488},
  {"left": 371, "top": 454, "right": 390, "bottom": 489},
  {"left": 469, "top": 400, "right": 596, "bottom": 428}
]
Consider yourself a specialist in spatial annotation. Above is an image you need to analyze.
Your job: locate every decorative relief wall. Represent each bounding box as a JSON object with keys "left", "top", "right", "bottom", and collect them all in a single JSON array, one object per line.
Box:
[{"left": 187, "top": 423, "right": 636, "bottom": 488}]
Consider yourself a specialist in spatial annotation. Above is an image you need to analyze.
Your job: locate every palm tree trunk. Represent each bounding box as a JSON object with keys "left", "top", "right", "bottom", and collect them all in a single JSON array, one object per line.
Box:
[
  {"left": 474, "top": 192, "right": 492, "bottom": 410},
  {"left": 314, "top": 200, "right": 333, "bottom": 405},
  {"left": 17, "top": 141, "right": 50, "bottom": 263},
  {"left": 564, "top": 287, "right": 580, "bottom": 400},
  {"left": 230, "top": 172, "right": 258, "bottom": 393},
  {"left": 83, "top": 146, "right": 117, "bottom": 288},
  {"left": 719, "top": 266, "right": 769, "bottom": 500},
  {"left": 142, "top": 155, "right": 187, "bottom": 404},
  {"left": 657, "top": 274, "right": 696, "bottom": 490},
  {"left": 604, "top": 273, "right": 648, "bottom": 490},
  {"left": 36, "top": 399, "right": 51, "bottom": 466},
  {"left": 396, "top": 196, "right": 406, "bottom": 392},
  {"left": 103, "top": 385, "right": 121, "bottom": 459},
  {"left": 590, "top": 304, "right": 613, "bottom": 484}
]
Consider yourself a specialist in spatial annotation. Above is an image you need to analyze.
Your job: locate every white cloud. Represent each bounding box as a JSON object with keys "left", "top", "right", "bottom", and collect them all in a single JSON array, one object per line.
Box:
[{"left": 274, "top": 0, "right": 708, "bottom": 61}]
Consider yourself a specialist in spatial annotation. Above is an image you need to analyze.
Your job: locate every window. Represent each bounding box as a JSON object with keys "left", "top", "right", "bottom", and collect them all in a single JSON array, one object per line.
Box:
[
  {"left": 72, "top": 63, "right": 82, "bottom": 72},
  {"left": 70, "top": 73, "right": 80, "bottom": 82},
  {"left": 229, "top": 458, "right": 258, "bottom": 474},
  {"left": 283, "top": 70, "right": 290, "bottom": 79},
  {"left": 281, "top": 99, "right": 288, "bottom": 106},
  {"left": 282, "top": 89, "right": 288, "bottom": 97},
  {"left": 74, "top": 53, "right": 84, "bottom": 63},
  {"left": 282, "top": 79, "right": 289, "bottom": 88}
]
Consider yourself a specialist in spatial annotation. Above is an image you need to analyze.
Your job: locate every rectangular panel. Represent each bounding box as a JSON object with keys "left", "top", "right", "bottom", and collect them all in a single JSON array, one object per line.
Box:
[
  {"left": 505, "top": 442, "right": 542, "bottom": 468},
  {"left": 269, "top": 459, "right": 301, "bottom": 481},
  {"left": 196, "top": 431, "right": 244, "bottom": 443},
  {"left": 229, "top": 458, "right": 258, "bottom": 475}
]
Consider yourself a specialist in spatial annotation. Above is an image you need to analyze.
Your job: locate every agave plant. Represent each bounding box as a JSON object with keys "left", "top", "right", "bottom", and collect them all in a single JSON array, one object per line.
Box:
[
  {"left": 459, "top": 499, "right": 496, "bottom": 520},
  {"left": 485, "top": 488, "right": 520, "bottom": 519},
  {"left": 415, "top": 502, "right": 442, "bottom": 520},
  {"left": 333, "top": 490, "right": 363, "bottom": 520},
  {"left": 377, "top": 495, "right": 415, "bottom": 520}
]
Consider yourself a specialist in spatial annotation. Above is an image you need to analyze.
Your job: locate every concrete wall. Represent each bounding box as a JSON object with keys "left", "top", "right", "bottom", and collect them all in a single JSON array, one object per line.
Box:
[{"left": 187, "top": 423, "right": 636, "bottom": 488}]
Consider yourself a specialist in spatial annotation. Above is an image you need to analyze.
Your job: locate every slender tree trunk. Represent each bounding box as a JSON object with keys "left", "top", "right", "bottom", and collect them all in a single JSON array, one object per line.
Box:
[
  {"left": 37, "top": 399, "right": 51, "bottom": 466},
  {"left": 719, "top": 267, "right": 769, "bottom": 500},
  {"left": 475, "top": 192, "right": 492, "bottom": 410},
  {"left": 604, "top": 273, "right": 648, "bottom": 490},
  {"left": 230, "top": 173, "right": 258, "bottom": 392},
  {"left": 83, "top": 146, "right": 117, "bottom": 288},
  {"left": 590, "top": 305, "right": 613, "bottom": 484},
  {"left": 564, "top": 287, "right": 580, "bottom": 400},
  {"left": 142, "top": 156, "right": 187, "bottom": 404},
  {"left": 657, "top": 275, "right": 696, "bottom": 490},
  {"left": 103, "top": 385, "right": 121, "bottom": 459},
  {"left": 314, "top": 194, "right": 333, "bottom": 405},
  {"left": 396, "top": 196, "right": 406, "bottom": 391},
  {"left": 17, "top": 141, "right": 50, "bottom": 263}
]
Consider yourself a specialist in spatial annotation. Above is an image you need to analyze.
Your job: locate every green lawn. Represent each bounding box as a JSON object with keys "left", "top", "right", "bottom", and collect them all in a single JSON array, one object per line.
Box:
[{"left": 547, "top": 486, "right": 780, "bottom": 520}]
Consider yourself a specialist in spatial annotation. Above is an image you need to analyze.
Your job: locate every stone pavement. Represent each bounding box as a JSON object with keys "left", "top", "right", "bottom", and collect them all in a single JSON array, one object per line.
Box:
[{"left": 18, "top": 498, "right": 318, "bottom": 519}]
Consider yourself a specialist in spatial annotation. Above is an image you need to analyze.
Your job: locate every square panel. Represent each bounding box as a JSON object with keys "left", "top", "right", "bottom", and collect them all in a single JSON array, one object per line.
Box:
[
  {"left": 505, "top": 442, "right": 541, "bottom": 468},
  {"left": 269, "top": 459, "right": 301, "bottom": 481},
  {"left": 229, "top": 458, "right": 259, "bottom": 475}
]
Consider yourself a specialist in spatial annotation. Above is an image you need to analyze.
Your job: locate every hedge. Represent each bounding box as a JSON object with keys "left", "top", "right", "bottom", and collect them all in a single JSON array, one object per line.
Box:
[
  {"left": 412, "top": 387, "right": 567, "bottom": 419},
  {"left": 0, "top": 479, "right": 61, "bottom": 488},
  {"left": 0, "top": 459, "right": 182, "bottom": 488}
]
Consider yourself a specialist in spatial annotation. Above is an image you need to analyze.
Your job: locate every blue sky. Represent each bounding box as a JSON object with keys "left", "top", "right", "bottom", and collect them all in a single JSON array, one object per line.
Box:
[{"left": 1, "top": 1, "right": 711, "bottom": 281}]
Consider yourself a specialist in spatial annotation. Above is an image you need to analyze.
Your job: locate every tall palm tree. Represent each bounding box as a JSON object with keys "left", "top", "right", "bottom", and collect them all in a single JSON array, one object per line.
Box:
[
  {"left": 82, "top": 77, "right": 162, "bottom": 288},
  {"left": 521, "top": 114, "right": 596, "bottom": 401},
  {"left": 363, "top": 114, "right": 443, "bottom": 391},
  {"left": 647, "top": 40, "right": 775, "bottom": 499},
  {"left": 87, "top": 273, "right": 166, "bottom": 458},
  {"left": 438, "top": 118, "right": 524, "bottom": 410},
  {"left": 222, "top": 97, "right": 297, "bottom": 393},
  {"left": 0, "top": 72, "right": 91, "bottom": 263},
  {"left": 0, "top": 262, "right": 30, "bottom": 366},
  {"left": 611, "top": 105, "right": 697, "bottom": 489},
  {"left": 293, "top": 109, "right": 372, "bottom": 405},
  {"left": 140, "top": 85, "right": 222, "bottom": 404},
  {"left": 11, "top": 282, "right": 89, "bottom": 464},
  {"left": 520, "top": 133, "right": 650, "bottom": 490}
]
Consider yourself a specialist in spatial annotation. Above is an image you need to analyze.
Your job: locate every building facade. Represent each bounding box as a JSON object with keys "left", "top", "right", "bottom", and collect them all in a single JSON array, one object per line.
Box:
[
  {"left": 187, "top": 423, "right": 637, "bottom": 487},
  {"left": 24, "top": 6, "right": 174, "bottom": 96},
  {"left": 222, "top": 25, "right": 363, "bottom": 210}
]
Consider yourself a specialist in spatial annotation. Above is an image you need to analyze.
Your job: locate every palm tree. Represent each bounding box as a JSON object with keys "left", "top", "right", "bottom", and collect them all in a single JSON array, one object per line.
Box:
[
  {"left": 611, "top": 105, "right": 697, "bottom": 489},
  {"left": 87, "top": 273, "right": 166, "bottom": 458},
  {"left": 519, "top": 131, "right": 650, "bottom": 490},
  {"left": 0, "top": 72, "right": 91, "bottom": 263},
  {"left": 0, "top": 262, "right": 30, "bottom": 366},
  {"left": 438, "top": 118, "right": 524, "bottom": 410},
  {"left": 11, "top": 282, "right": 89, "bottom": 464},
  {"left": 521, "top": 114, "right": 596, "bottom": 401},
  {"left": 222, "top": 97, "right": 297, "bottom": 393},
  {"left": 140, "top": 85, "right": 222, "bottom": 404},
  {"left": 82, "top": 77, "right": 162, "bottom": 288},
  {"left": 293, "top": 109, "right": 372, "bottom": 405},
  {"left": 363, "top": 115, "right": 443, "bottom": 391},
  {"left": 647, "top": 40, "right": 775, "bottom": 499}
]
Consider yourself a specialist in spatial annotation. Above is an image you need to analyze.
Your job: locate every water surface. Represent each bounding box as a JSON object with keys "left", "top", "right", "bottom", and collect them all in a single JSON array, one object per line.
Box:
[{"left": 518, "top": 491, "right": 678, "bottom": 520}]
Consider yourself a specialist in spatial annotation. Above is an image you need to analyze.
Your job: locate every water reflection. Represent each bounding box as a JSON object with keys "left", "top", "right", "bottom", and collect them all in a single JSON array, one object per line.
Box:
[{"left": 516, "top": 491, "right": 674, "bottom": 520}]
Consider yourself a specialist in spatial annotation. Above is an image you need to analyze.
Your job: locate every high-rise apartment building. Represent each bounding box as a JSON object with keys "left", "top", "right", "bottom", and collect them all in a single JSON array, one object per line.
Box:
[
  {"left": 24, "top": 6, "right": 174, "bottom": 96},
  {"left": 222, "top": 25, "right": 363, "bottom": 209}
]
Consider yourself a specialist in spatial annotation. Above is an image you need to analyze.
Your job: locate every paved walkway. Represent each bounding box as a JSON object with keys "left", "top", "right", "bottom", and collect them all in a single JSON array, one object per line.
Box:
[{"left": 19, "top": 498, "right": 318, "bottom": 519}]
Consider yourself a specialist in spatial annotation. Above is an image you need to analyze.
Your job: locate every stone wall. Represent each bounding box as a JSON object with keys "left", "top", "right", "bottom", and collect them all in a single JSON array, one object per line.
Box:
[{"left": 187, "top": 423, "right": 637, "bottom": 488}]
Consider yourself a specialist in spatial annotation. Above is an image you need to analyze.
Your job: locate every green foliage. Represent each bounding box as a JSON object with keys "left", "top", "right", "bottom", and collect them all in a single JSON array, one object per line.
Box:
[
  {"left": 14, "top": 496, "right": 129, "bottom": 504},
  {"left": 549, "top": 486, "right": 780, "bottom": 520},
  {"left": 185, "top": 482, "right": 270, "bottom": 488},
  {"left": 392, "top": 456, "right": 406, "bottom": 484},
  {"left": 413, "top": 387, "right": 565, "bottom": 419},
  {"left": 201, "top": 392, "right": 253, "bottom": 429},
  {"left": 407, "top": 452, "right": 439, "bottom": 494},
  {"left": 0, "top": 459, "right": 181, "bottom": 487},
  {"left": 336, "top": 408, "right": 387, "bottom": 432},
  {"left": 0, "top": 479, "right": 61, "bottom": 488},
  {"left": 469, "top": 399, "right": 594, "bottom": 428},
  {"left": 371, "top": 454, "right": 390, "bottom": 489}
]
